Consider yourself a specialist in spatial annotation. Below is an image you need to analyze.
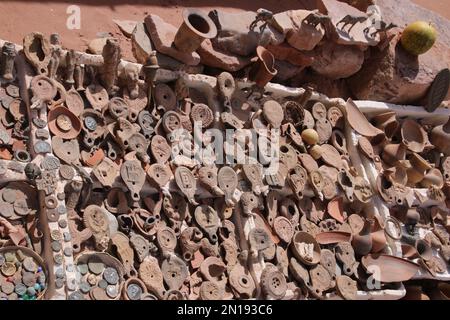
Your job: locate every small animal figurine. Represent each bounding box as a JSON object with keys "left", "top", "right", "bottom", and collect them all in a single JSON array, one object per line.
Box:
[
  {"left": 364, "top": 21, "right": 397, "bottom": 37},
  {"left": 249, "top": 8, "right": 274, "bottom": 32},
  {"left": 303, "top": 11, "right": 331, "bottom": 28},
  {"left": 337, "top": 15, "right": 367, "bottom": 33}
]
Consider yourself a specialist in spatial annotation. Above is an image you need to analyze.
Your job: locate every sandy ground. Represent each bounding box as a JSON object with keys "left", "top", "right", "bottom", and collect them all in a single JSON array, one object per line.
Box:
[{"left": 0, "top": 0, "right": 448, "bottom": 62}]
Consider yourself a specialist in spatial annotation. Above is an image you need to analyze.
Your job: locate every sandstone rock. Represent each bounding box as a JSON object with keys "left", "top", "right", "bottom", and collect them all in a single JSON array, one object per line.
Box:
[
  {"left": 197, "top": 39, "right": 251, "bottom": 72},
  {"left": 273, "top": 60, "right": 306, "bottom": 82},
  {"left": 266, "top": 43, "right": 315, "bottom": 67},
  {"left": 88, "top": 38, "right": 108, "bottom": 55},
  {"left": 338, "top": 0, "right": 374, "bottom": 12},
  {"left": 114, "top": 19, "right": 138, "bottom": 38},
  {"left": 131, "top": 21, "right": 154, "bottom": 64},
  {"left": 318, "top": 0, "right": 380, "bottom": 47},
  {"left": 272, "top": 10, "right": 325, "bottom": 51},
  {"left": 291, "top": 71, "right": 352, "bottom": 99},
  {"left": 210, "top": 10, "right": 284, "bottom": 57},
  {"left": 348, "top": 29, "right": 450, "bottom": 104},
  {"left": 144, "top": 14, "right": 201, "bottom": 66},
  {"left": 311, "top": 41, "right": 364, "bottom": 79}
]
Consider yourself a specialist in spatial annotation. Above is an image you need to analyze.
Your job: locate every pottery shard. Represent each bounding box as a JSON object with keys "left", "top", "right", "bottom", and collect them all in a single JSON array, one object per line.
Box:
[
  {"left": 131, "top": 22, "right": 154, "bottom": 64},
  {"left": 144, "top": 14, "right": 200, "bottom": 66},
  {"left": 266, "top": 43, "right": 315, "bottom": 67},
  {"left": 311, "top": 42, "right": 364, "bottom": 80},
  {"left": 348, "top": 29, "right": 450, "bottom": 104},
  {"left": 211, "top": 10, "right": 284, "bottom": 57},
  {"left": 197, "top": 39, "right": 252, "bottom": 72},
  {"left": 272, "top": 10, "right": 325, "bottom": 51},
  {"left": 114, "top": 20, "right": 138, "bottom": 38}
]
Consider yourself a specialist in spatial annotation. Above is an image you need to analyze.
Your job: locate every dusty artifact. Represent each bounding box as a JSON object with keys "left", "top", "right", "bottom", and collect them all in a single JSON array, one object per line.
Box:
[{"left": 0, "top": 0, "right": 449, "bottom": 301}]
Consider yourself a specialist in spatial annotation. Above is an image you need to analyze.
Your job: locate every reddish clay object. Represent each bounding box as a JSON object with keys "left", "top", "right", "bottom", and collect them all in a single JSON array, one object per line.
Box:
[{"left": 248, "top": 46, "right": 278, "bottom": 88}]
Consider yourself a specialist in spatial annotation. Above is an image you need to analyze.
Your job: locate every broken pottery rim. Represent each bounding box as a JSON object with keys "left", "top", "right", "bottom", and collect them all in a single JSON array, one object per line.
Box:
[
  {"left": 181, "top": 8, "right": 218, "bottom": 39},
  {"left": 48, "top": 105, "right": 82, "bottom": 140}
]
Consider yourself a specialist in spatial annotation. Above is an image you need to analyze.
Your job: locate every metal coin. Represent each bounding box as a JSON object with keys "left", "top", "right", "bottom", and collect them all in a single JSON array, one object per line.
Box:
[
  {"left": 22, "top": 272, "right": 37, "bottom": 287},
  {"left": 79, "top": 281, "right": 91, "bottom": 294},
  {"left": 8, "top": 293, "right": 18, "bottom": 300},
  {"left": 13, "top": 199, "right": 29, "bottom": 216},
  {"left": 63, "top": 247, "right": 73, "bottom": 257},
  {"left": 14, "top": 283, "right": 27, "bottom": 296},
  {"left": 66, "top": 264, "right": 75, "bottom": 273},
  {"left": 0, "top": 255, "right": 5, "bottom": 266},
  {"left": 63, "top": 232, "right": 71, "bottom": 242},
  {"left": 55, "top": 278, "right": 65, "bottom": 289},
  {"left": 32, "top": 118, "right": 47, "bottom": 129},
  {"left": 57, "top": 193, "right": 65, "bottom": 201},
  {"left": 35, "top": 129, "right": 49, "bottom": 139},
  {"left": 87, "top": 274, "right": 98, "bottom": 286},
  {"left": 56, "top": 205, "right": 67, "bottom": 215},
  {"left": 106, "top": 285, "right": 118, "bottom": 299},
  {"left": 103, "top": 267, "right": 119, "bottom": 285},
  {"left": 68, "top": 291, "right": 84, "bottom": 300},
  {"left": 1, "top": 281, "right": 14, "bottom": 294},
  {"left": 59, "top": 165, "right": 75, "bottom": 180},
  {"left": 27, "top": 287, "right": 36, "bottom": 297},
  {"left": 6, "top": 85, "right": 20, "bottom": 98},
  {"left": 88, "top": 261, "right": 105, "bottom": 275},
  {"left": 126, "top": 283, "right": 142, "bottom": 300},
  {"left": 41, "top": 156, "right": 61, "bottom": 170},
  {"left": 84, "top": 116, "right": 97, "bottom": 131},
  {"left": 23, "top": 257, "right": 38, "bottom": 273},
  {"left": 2, "top": 189, "right": 16, "bottom": 204},
  {"left": 77, "top": 264, "right": 88, "bottom": 275},
  {"left": 53, "top": 254, "right": 63, "bottom": 265},
  {"left": 0, "top": 203, "right": 13, "bottom": 218},
  {"left": 51, "top": 241, "right": 62, "bottom": 252},
  {"left": 1, "top": 262, "right": 16, "bottom": 277},
  {"left": 34, "top": 141, "right": 51, "bottom": 154},
  {"left": 58, "top": 219, "right": 67, "bottom": 228},
  {"left": 55, "top": 268, "right": 65, "bottom": 279},
  {"left": 50, "top": 230, "right": 62, "bottom": 241},
  {"left": 98, "top": 279, "right": 108, "bottom": 289}
]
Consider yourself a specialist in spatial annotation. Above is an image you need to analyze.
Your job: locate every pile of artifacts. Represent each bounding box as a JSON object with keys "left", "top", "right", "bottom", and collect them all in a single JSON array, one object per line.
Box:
[{"left": 0, "top": 0, "right": 450, "bottom": 300}]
